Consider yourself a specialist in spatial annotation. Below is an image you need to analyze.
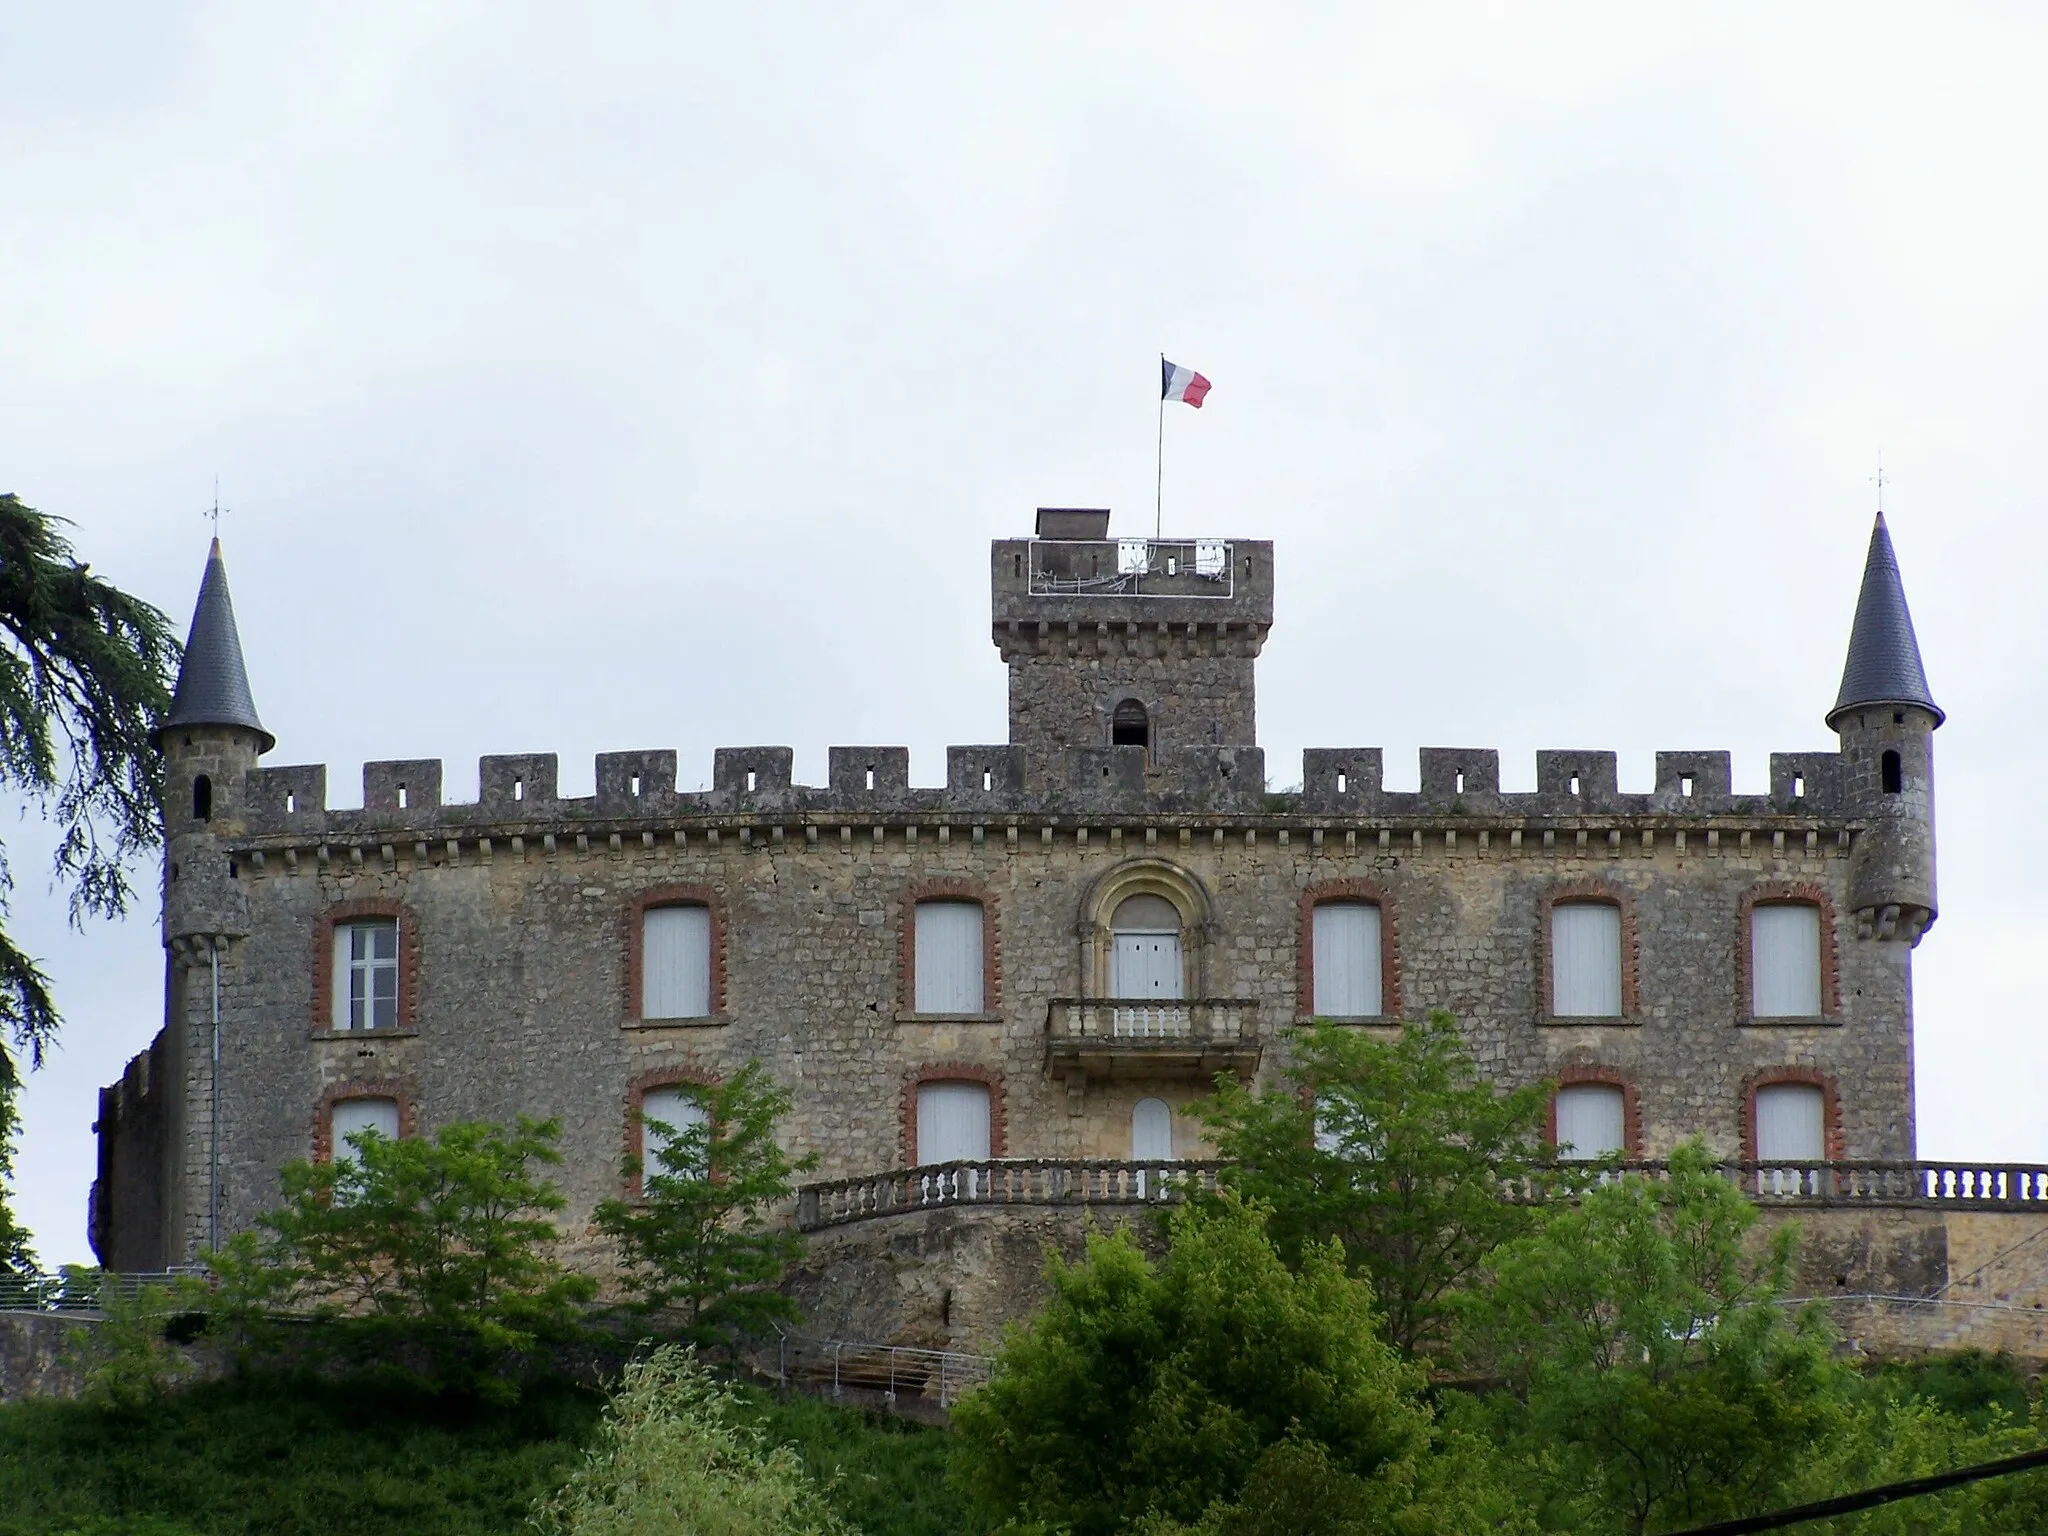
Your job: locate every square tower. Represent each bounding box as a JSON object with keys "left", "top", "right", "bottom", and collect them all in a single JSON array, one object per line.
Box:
[{"left": 991, "top": 509, "right": 1274, "bottom": 761}]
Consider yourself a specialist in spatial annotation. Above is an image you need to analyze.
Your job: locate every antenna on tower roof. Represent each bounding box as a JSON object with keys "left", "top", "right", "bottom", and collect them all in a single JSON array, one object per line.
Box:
[
  {"left": 206, "top": 476, "right": 226, "bottom": 540},
  {"left": 1872, "top": 452, "right": 1886, "bottom": 515}
]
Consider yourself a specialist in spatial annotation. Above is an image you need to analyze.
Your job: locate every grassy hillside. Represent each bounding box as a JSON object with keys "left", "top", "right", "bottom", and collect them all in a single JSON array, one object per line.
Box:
[{"left": 0, "top": 1372, "right": 972, "bottom": 1536}]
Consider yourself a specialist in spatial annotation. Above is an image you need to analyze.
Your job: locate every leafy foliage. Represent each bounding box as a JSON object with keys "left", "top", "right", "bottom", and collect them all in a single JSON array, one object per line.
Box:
[
  {"left": 214, "top": 1116, "right": 597, "bottom": 1397},
  {"left": 0, "top": 494, "right": 179, "bottom": 1269},
  {"left": 532, "top": 1345, "right": 852, "bottom": 1535},
  {"left": 593, "top": 1061, "right": 816, "bottom": 1347},
  {"left": 951, "top": 1194, "right": 1516, "bottom": 1536},
  {"left": 1189, "top": 1012, "right": 1555, "bottom": 1362},
  {"left": 55, "top": 1270, "right": 207, "bottom": 1411},
  {"left": 1464, "top": 1141, "right": 1850, "bottom": 1534}
]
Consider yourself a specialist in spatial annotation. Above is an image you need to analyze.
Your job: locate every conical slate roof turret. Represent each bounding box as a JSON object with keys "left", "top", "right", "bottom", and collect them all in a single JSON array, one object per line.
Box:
[
  {"left": 1828, "top": 513, "right": 1942, "bottom": 730},
  {"left": 155, "top": 538, "right": 274, "bottom": 752}
]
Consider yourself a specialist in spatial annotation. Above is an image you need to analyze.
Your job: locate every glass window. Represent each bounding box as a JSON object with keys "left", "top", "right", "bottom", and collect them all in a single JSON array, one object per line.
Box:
[
  {"left": 914, "top": 901, "right": 985, "bottom": 1014},
  {"left": 1551, "top": 902, "right": 1622, "bottom": 1017},
  {"left": 642, "top": 906, "right": 712, "bottom": 1019},
  {"left": 332, "top": 920, "right": 398, "bottom": 1031},
  {"left": 1312, "top": 902, "right": 1382, "bottom": 1017},
  {"left": 640, "top": 1086, "right": 712, "bottom": 1179},
  {"left": 1751, "top": 904, "right": 1822, "bottom": 1017},
  {"left": 1554, "top": 1084, "right": 1626, "bottom": 1160}
]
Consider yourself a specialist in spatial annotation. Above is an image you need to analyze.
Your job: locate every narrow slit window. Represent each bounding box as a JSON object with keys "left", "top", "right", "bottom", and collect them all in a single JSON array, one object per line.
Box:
[
  {"left": 1454, "top": 771, "right": 1465, "bottom": 793},
  {"left": 193, "top": 774, "right": 212, "bottom": 822},
  {"left": 1551, "top": 902, "right": 1622, "bottom": 1017},
  {"left": 1881, "top": 750, "right": 1902, "bottom": 794},
  {"left": 513, "top": 778, "right": 524, "bottom": 801},
  {"left": 630, "top": 774, "right": 641, "bottom": 797},
  {"left": 1568, "top": 774, "right": 1582, "bottom": 796},
  {"left": 398, "top": 783, "right": 408, "bottom": 809},
  {"left": 286, "top": 791, "right": 297, "bottom": 814},
  {"left": 1312, "top": 902, "right": 1382, "bottom": 1017},
  {"left": 746, "top": 770, "right": 758, "bottom": 792},
  {"left": 865, "top": 766, "right": 876, "bottom": 790},
  {"left": 914, "top": 900, "right": 985, "bottom": 1013},
  {"left": 981, "top": 768, "right": 992, "bottom": 792},
  {"left": 1680, "top": 774, "right": 1695, "bottom": 797},
  {"left": 1793, "top": 774, "right": 1805, "bottom": 798},
  {"left": 642, "top": 906, "right": 713, "bottom": 1019},
  {"left": 1336, "top": 771, "right": 1347, "bottom": 794}
]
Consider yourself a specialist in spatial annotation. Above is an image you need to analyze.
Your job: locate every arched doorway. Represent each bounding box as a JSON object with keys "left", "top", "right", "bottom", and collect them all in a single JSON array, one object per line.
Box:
[
  {"left": 1111, "top": 698, "right": 1150, "bottom": 750},
  {"left": 1110, "top": 893, "right": 1183, "bottom": 999}
]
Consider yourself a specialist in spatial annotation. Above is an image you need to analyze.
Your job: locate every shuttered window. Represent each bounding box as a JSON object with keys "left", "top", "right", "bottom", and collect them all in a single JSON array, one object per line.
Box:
[
  {"left": 1312, "top": 902, "right": 1382, "bottom": 1017},
  {"left": 642, "top": 906, "right": 712, "bottom": 1019},
  {"left": 1131, "top": 1098, "right": 1173, "bottom": 1160},
  {"left": 1751, "top": 904, "right": 1822, "bottom": 1017},
  {"left": 916, "top": 1081, "right": 990, "bottom": 1164},
  {"left": 332, "top": 920, "right": 398, "bottom": 1031},
  {"left": 331, "top": 1097, "right": 399, "bottom": 1166},
  {"left": 1551, "top": 902, "right": 1622, "bottom": 1017},
  {"left": 1554, "top": 1084, "right": 1626, "bottom": 1160},
  {"left": 640, "top": 1086, "right": 712, "bottom": 1179},
  {"left": 914, "top": 901, "right": 985, "bottom": 1014},
  {"left": 1755, "top": 1083, "right": 1826, "bottom": 1161}
]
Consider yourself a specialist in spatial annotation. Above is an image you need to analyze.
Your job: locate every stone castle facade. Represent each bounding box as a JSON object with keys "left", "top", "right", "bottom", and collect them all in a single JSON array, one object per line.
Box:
[{"left": 93, "top": 505, "right": 1945, "bottom": 1281}]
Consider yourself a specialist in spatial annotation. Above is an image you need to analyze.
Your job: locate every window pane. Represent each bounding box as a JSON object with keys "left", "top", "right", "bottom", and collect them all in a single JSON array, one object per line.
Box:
[
  {"left": 1755, "top": 1084, "right": 1825, "bottom": 1160},
  {"left": 1131, "top": 1098, "right": 1173, "bottom": 1160},
  {"left": 642, "top": 906, "right": 712, "bottom": 1018},
  {"left": 1555, "top": 1084, "right": 1626, "bottom": 1160},
  {"left": 917, "top": 1082, "right": 990, "bottom": 1164},
  {"left": 1552, "top": 903, "right": 1622, "bottom": 1017},
  {"left": 335, "top": 920, "right": 398, "bottom": 1031},
  {"left": 641, "top": 1086, "right": 711, "bottom": 1177},
  {"left": 914, "top": 901, "right": 985, "bottom": 1014},
  {"left": 331, "top": 1097, "right": 399, "bottom": 1165},
  {"left": 1312, "top": 902, "right": 1382, "bottom": 1016},
  {"left": 1752, "top": 904, "right": 1822, "bottom": 1017}
]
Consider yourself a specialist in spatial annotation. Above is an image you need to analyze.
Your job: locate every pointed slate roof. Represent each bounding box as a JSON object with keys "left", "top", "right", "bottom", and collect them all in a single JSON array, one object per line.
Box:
[
  {"left": 1828, "top": 513, "right": 1942, "bottom": 729},
  {"left": 155, "top": 538, "right": 274, "bottom": 751}
]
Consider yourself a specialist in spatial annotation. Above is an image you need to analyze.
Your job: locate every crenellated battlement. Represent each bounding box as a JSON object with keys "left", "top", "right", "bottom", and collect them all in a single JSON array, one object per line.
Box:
[{"left": 231, "top": 742, "right": 1860, "bottom": 841}]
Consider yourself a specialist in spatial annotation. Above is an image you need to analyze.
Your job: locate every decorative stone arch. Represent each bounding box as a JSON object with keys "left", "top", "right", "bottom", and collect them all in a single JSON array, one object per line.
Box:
[
  {"left": 1741, "top": 1067, "right": 1844, "bottom": 1162},
  {"left": 901, "top": 1063, "right": 1007, "bottom": 1166},
  {"left": 1546, "top": 1064, "right": 1643, "bottom": 1157},
  {"left": 624, "top": 1063, "right": 723, "bottom": 1196},
  {"left": 1737, "top": 882, "right": 1842, "bottom": 1021},
  {"left": 312, "top": 1078, "right": 417, "bottom": 1163},
  {"left": 1079, "top": 858, "right": 1215, "bottom": 1000}
]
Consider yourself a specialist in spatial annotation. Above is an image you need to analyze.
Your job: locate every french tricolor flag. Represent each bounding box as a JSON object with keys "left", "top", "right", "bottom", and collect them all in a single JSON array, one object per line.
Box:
[{"left": 1161, "top": 358, "right": 1212, "bottom": 408}]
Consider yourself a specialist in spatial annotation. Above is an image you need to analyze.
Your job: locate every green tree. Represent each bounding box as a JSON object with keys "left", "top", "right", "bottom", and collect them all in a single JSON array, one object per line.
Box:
[
  {"left": 1189, "top": 1012, "right": 1554, "bottom": 1362},
  {"left": 593, "top": 1062, "right": 816, "bottom": 1348},
  {"left": 230, "top": 1115, "right": 596, "bottom": 1396},
  {"left": 0, "top": 494, "right": 179, "bottom": 1270},
  {"left": 1466, "top": 1141, "right": 1848, "bottom": 1535},
  {"left": 951, "top": 1194, "right": 1514, "bottom": 1536},
  {"left": 532, "top": 1344, "right": 852, "bottom": 1535}
]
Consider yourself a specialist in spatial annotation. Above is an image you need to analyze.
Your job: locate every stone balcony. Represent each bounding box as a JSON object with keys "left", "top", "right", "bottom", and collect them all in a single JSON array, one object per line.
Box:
[{"left": 1043, "top": 997, "right": 1262, "bottom": 1084}]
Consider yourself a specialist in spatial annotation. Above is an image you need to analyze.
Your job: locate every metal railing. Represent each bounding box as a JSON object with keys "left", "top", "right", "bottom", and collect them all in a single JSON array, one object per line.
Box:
[
  {"left": 1026, "top": 538, "right": 1235, "bottom": 599},
  {"left": 798, "top": 1158, "right": 1228, "bottom": 1230},
  {"left": 773, "top": 1330, "right": 994, "bottom": 1408},
  {"left": 0, "top": 1267, "right": 206, "bottom": 1315}
]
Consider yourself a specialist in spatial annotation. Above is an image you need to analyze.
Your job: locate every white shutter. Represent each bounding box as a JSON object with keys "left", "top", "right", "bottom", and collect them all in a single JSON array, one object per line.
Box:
[
  {"left": 641, "top": 1086, "right": 711, "bottom": 1177},
  {"left": 1131, "top": 1098, "right": 1173, "bottom": 1160},
  {"left": 331, "top": 1097, "right": 399, "bottom": 1165},
  {"left": 1755, "top": 1084, "right": 1825, "bottom": 1161},
  {"left": 1551, "top": 903, "right": 1622, "bottom": 1017},
  {"left": 642, "top": 906, "right": 712, "bottom": 1018},
  {"left": 1554, "top": 1084, "right": 1626, "bottom": 1160},
  {"left": 1312, "top": 902, "right": 1382, "bottom": 1017},
  {"left": 914, "top": 901, "right": 985, "bottom": 1013},
  {"left": 917, "top": 1082, "right": 991, "bottom": 1164},
  {"left": 1752, "top": 905, "right": 1822, "bottom": 1017},
  {"left": 332, "top": 925, "right": 353, "bottom": 1029}
]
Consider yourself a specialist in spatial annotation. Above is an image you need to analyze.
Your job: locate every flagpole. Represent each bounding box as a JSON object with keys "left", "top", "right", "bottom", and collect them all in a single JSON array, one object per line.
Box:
[{"left": 1155, "top": 354, "right": 1165, "bottom": 540}]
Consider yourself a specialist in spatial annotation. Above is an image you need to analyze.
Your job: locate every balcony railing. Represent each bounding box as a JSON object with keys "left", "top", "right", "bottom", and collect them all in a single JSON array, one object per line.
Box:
[
  {"left": 1026, "top": 538, "right": 1235, "bottom": 599},
  {"left": 795, "top": 1158, "right": 2048, "bottom": 1232},
  {"left": 1045, "top": 998, "right": 1262, "bottom": 1081}
]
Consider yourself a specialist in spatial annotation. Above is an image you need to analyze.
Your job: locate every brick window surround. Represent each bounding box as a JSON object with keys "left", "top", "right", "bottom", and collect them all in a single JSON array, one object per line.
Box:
[
  {"left": 311, "top": 899, "right": 418, "bottom": 1035},
  {"left": 312, "top": 1079, "right": 417, "bottom": 1163},
  {"left": 1737, "top": 883, "right": 1842, "bottom": 1022},
  {"left": 623, "top": 886, "right": 728, "bottom": 1022},
  {"left": 901, "top": 1063, "right": 1006, "bottom": 1166},
  {"left": 899, "top": 881, "right": 1002, "bottom": 1017},
  {"left": 1741, "top": 1067, "right": 1844, "bottom": 1161},
  {"left": 1546, "top": 1065, "right": 1643, "bottom": 1157},
  {"left": 1536, "top": 881, "right": 1640, "bottom": 1023},
  {"left": 1296, "top": 880, "right": 1402, "bottom": 1020},
  {"left": 624, "top": 1064, "right": 721, "bottom": 1197}
]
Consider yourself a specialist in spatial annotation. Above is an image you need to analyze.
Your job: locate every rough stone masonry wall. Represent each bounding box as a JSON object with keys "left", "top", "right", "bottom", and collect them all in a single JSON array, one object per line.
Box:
[{"left": 156, "top": 743, "right": 1911, "bottom": 1265}]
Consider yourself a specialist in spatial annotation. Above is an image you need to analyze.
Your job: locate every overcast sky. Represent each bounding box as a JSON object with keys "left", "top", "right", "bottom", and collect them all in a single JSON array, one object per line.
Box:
[{"left": 4, "top": 4, "right": 2044, "bottom": 1267}]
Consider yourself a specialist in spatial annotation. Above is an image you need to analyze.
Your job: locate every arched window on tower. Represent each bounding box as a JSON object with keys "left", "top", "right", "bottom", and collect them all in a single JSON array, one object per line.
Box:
[
  {"left": 1111, "top": 698, "right": 1150, "bottom": 751},
  {"left": 193, "top": 774, "right": 212, "bottom": 822}
]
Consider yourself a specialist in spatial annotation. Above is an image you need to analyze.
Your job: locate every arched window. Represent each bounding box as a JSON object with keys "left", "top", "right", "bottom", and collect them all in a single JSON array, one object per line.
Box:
[
  {"left": 1111, "top": 698, "right": 1149, "bottom": 750},
  {"left": 1110, "top": 894, "right": 1183, "bottom": 999},
  {"left": 193, "top": 774, "right": 212, "bottom": 822},
  {"left": 1881, "top": 749, "right": 1903, "bottom": 794},
  {"left": 1132, "top": 1097, "right": 1173, "bottom": 1160}
]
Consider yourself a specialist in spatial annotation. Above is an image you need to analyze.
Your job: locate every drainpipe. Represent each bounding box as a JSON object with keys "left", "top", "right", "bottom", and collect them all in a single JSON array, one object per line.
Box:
[{"left": 209, "top": 939, "right": 221, "bottom": 1254}]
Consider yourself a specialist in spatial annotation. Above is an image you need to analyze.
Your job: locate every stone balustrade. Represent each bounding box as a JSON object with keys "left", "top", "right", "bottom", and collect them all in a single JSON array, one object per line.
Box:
[{"left": 1044, "top": 999, "right": 1262, "bottom": 1082}]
